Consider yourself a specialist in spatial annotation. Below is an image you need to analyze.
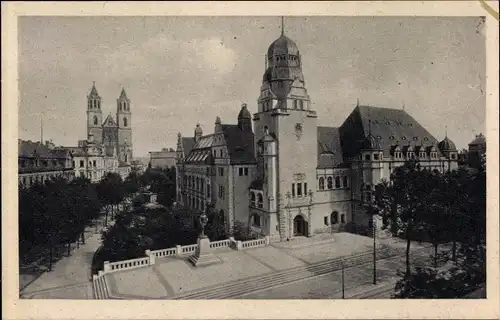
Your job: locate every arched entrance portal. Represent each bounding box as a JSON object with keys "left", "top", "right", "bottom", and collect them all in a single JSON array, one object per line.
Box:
[{"left": 293, "top": 215, "right": 308, "bottom": 237}]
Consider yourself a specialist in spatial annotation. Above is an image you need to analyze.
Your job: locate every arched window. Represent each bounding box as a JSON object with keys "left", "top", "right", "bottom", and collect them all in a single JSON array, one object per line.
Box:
[
  {"left": 327, "top": 177, "right": 333, "bottom": 189},
  {"left": 335, "top": 177, "right": 341, "bottom": 188},
  {"left": 257, "top": 193, "right": 263, "bottom": 208},
  {"left": 123, "top": 117, "right": 128, "bottom": 127},
  {"left": 319, "top": 177, "right": 325, "bottom": 190},
  {"left": 250, "top": 192, "right": 256, "bottom": 207},
  {"left": 93, "top": 116, "right": 98, "bottom": 125},
  {"left": 98, "top": 100, "right": 101, "bottom": 109},
  {"left": 331, "top": 211, "right": 339, "bottom": 224},
  {"left": 342, "top": 176, "right": 348, "bottom": 188}
]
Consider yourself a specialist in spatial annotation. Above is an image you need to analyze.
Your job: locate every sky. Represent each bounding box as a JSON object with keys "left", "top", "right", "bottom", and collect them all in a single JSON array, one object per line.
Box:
[{"left": 18, "top": 16, "right": 486, "bottom": 157}]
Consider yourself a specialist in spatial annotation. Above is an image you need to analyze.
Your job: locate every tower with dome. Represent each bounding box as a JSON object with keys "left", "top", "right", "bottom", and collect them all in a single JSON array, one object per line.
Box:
[{"left": 175, "top": 19, "right": 458, "bottom": 242}]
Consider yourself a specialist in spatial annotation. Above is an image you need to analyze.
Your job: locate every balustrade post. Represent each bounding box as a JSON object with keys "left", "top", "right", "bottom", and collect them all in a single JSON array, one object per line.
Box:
[
  {"left": 103, "top": 261, "right": 110, "bottom": 273},
  {"left": 176, "top": 245, "right": 182, "bottom": 256},
  {"left": 236, "top": 240, "right": 242, "bottom": 250},
  {"left": 265, "top": 236, "right": 270, "bottom": 246},
  {"left": 145, "top": 250, "right": 155, "bottom": 265}
]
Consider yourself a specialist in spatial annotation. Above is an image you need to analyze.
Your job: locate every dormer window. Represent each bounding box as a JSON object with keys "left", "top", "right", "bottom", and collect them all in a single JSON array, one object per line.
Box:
[
  {"left": 431, "top": 152, "right": 438, "bottom": 159},
  {"left": 402, "top": 136, "right": 407, "bottom": 140},
  {"left": 419, "top": 152, "right": 426, "bottom": 158}
]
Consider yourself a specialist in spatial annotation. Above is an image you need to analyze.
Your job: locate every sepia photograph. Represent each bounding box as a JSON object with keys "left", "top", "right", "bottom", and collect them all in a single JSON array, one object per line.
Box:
[{"left": 3, "top": 2, "right": 499, "bottom": 319}]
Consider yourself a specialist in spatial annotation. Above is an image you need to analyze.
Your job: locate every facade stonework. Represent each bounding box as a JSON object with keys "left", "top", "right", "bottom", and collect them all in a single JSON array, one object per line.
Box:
[{"left": 176, "top": 31, "right": 459, "bottom": 242}]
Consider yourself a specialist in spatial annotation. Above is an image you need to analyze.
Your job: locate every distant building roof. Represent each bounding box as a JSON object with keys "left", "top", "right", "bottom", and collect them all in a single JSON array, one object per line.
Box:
[
  {"left": 469, "top": 133, "right": 486, "bottom": 146},
  {"left": 19, "top": 140, "right": 71, "bottom": 159}
]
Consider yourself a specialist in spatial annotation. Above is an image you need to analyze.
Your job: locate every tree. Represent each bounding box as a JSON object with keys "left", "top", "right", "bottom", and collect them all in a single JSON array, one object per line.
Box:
[
  {"left": 97, "top": 173, "right": 125, "bottom": 224},
  {"left": 371, "top": 160, "right": 430, "bottom": 277}
]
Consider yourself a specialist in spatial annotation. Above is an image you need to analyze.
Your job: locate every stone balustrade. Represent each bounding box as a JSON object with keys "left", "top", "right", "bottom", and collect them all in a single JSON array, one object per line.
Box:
[
  {"left": 241, "top": 237, "right": 268, "bottom": 249},
  {"left": 209, "top": 239, "right": 231, "bottom": 249},
  {"left": 96, "top": 236, "right": 271, "bottom": 277},
  {"left": 182, "top": 244, "right": 198, "bottom": 254},
  {"left": 150, "top": 247, "right": 177, "bottom": 258},
  {"left": 103, "top": 256, "right": 151, "bottom": 274}
]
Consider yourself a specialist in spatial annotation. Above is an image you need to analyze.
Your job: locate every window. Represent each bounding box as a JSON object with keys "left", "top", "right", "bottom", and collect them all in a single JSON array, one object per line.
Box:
[
  {"left": 93, "top": 160, "right": 97, "bottom": 167},
  {"left": 331, "top": 212, "right": 339, "bottom": 224},
  {"left": 431, "top": 152, "right": 438, "bottom": 159},
  {"left": 80, "top": 160, "right": 84, "bottom": 168},
  {"left": 342, "top": 176, "right": 348, "bottom": 188},
  {"left": 252, "top": 214, "right": 261, "bottom": 227},
  {"left": 419, "top": 152, "right": 426, "bottom": 158},
  {"left": 327, "top": 177, "right": 333, "bottom": 189},
  {"left": 324, "top": 216, "right": 329, "bottom": 226},
  {"left": 319, "top": 177, "right": 325, "bottom": 190},
  {"left": 123, "top": 117, "right": 128, "bottom": 127},
  {"left": 408, "top": 152, "right": 415, "bottom": 158},
  {"left": 244, "top": 168, "right": 249, "bottom": 176},
  {"left": 201, "top": 201, "right": 205, "bottom": 212},
  {"left": 297, "top": 183, "right": 302, "bottom": 197},
  {"left": 80, "top": 171, "right": 85, "bottom": 177},
  {"left": 373, "top": 153, "right": 380, "bottom": 160},
  {"left": 219, "top": 150, "right": 222, "bottom": 158},
  {"left": 291, "top": 183, "right": 295, "bottom": 198},
  {"left": 239, "top": 168, "right": 244, "bottom": 176},
  {"left": 219, "top": 167, "right": 224, "bottom": 176},
  {"left": 293, "top": 100, "right": 298, "bottom": 109},
  {"left": 72, "top": 160, "right": 75, "bottom": 168},
  {"left": 257, "top": 194, "right": 263, "bottom": 208},
  {"left": 340, "top": 214, "right": 345, "bottom": 224},
  {"left": 451, "top": 153, "right": 456, "bottom": 160},
  {"left": 93, "top": 116, "right": 98, "bottom": 125},
  {"left": 219, "top": 185, "right": 225, "bottom": 199},
  {"left": 304, "top": 183, "right": 308, "bottom": 196},
  {"left": 250, "top": 192, "right": 256, "bottom": 207},
  {"left": 335, "top": 177, "right": 341, "bottom": 189},
  {"left": 365, "top": 154, "right": 370, "bottom": 161},
  {"left": 299, "top": 100, "right": 304, "bottom": 110}
]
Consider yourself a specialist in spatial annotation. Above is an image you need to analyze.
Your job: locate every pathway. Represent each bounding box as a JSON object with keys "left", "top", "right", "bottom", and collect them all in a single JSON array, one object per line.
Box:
[{"left": 20, "top": 217, "right": 114, "bottom": 299}]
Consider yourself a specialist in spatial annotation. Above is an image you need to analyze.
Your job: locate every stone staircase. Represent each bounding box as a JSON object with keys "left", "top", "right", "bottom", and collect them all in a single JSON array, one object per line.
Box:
[
  {"left": 173, "top": 245, "right": 430, "bottom": 300},
  {"left": 92, "top": 275, "right": 109, "bottom": 299}
]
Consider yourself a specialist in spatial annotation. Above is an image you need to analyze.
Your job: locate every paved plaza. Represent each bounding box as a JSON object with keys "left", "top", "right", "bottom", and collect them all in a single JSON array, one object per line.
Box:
[
  {"left": 21, "top": 231, "right": 435, "bottom": 299},
  {"left": 101, "top": 233, "right": 428, "bottom": 299}
]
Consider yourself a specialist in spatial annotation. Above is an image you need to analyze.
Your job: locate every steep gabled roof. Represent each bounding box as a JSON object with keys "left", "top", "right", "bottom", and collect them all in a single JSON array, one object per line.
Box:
[
  {"left": 317, "top": 127, "right": 344, "bottom": 168},
  {"left": 221, "top": 124, "right": 255, "bottom": 165},
  {"left": 181, "top": 137, "right": 196, "bottom": 157},
  {"left": 102, "top": 114, "right": 117, "bottom": 127},
  {"left": 19, "top": 140, "right": 72, "bottom": 159},
  {"left": 339, "top": 105, "right": 442, "bottom": 159}
]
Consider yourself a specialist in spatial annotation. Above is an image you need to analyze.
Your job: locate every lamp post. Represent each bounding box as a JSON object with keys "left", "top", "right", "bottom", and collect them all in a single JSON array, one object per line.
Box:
[
  {"left": 373, "top": 216, "right": 377, "bottom": 285},
  {"left": 286, "top": 191, "right": 292, "bottom": 239},
  {"left": 341, "top": 259, "right": 345, "bottom": 299}
]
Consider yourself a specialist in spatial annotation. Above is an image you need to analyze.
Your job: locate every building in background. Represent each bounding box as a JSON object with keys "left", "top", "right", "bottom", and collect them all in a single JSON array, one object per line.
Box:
[
  {"left": 468, "top": 133, "right": 486, "bottom": 169},
  {"left": 175, "top": 27, "right": 459, "bottom": 242},
  {"left": 18, "top": 139, "right": 74, "bottom": 188},
  {"left": 149, "top": 148, "right": 176, "bottom": 169},
  {"left": 86, "top": 82, "right": 133, "bottom": 163}
]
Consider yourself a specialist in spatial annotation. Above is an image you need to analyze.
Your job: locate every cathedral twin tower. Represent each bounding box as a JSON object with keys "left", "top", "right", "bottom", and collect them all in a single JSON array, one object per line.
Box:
[{"left": 86, "top": 82, "right": 133, "bottom": 163}]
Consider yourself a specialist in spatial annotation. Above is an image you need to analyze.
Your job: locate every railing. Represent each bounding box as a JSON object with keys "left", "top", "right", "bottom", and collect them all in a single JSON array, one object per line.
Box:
[
  {"left": 97, "top": 236, "right": 271, "bottom": 277},
  {"left": 209, "top": 239, "right": 231, "bottom": 249},
  {"left": 151, "top": 247, "right": 177, "bottom": 258},
  {"left": 241, "top": 238, "right": 267, "bottom": 249},
  {"left": 182, "top": 244, "right": 198, "bottom": 254},
  {"left": 104, "top": 256, "right": 151, "bottom": 273}
]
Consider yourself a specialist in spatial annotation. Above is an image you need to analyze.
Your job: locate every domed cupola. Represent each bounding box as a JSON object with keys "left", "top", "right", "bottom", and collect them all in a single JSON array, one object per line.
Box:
[
  {"left": 438, "top": 136, "right": 457, "bottom": 151},
  {"left": 237, "top": 103, "right": 253, "bottom": 132},
  {"left": 267, "top": 34, "right": 300, "bottom": 58},
  {"left": 238, "top": 103, "right": 252, "bottom": 120}
]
